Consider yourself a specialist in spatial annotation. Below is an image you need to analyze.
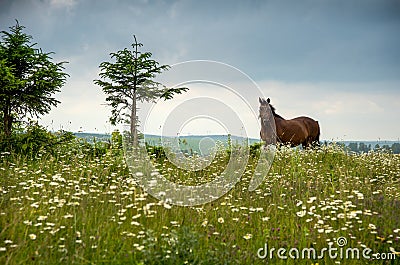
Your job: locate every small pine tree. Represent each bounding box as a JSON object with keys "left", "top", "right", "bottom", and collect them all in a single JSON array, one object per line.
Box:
[{"left": 94, "top": 35, "right": 187, "bottom": 146}]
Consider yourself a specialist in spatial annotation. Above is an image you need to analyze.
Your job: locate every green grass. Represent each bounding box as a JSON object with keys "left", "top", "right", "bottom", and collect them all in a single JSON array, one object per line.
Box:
[{"left": 1, "top": 142, "right": 399, "bottom": 264}]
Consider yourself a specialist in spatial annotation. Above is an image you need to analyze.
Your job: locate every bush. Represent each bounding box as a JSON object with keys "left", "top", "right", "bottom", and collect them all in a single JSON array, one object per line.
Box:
[
  {"left": 249, "top": 142, "right": 262, "bottom": 158},
  {"left": 146, "top": 144, "right": 166, "bottom": 159},
  {"left": 111, "top": 130, "right": 123, "bottom": 149},
  {"left": 0, "top": 122, "right": 76, "bottom": 156}
]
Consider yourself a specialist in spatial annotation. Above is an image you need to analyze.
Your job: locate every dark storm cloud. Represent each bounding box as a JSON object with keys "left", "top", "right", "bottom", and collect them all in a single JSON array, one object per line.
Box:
[{"left": 2, "top": 0, "right": 399, "bottom": 82}]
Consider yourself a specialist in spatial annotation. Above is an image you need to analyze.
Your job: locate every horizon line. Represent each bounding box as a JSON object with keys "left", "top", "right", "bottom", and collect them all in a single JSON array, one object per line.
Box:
[{"left": 72, "top": 132, "right": 400, "bottom": 143}]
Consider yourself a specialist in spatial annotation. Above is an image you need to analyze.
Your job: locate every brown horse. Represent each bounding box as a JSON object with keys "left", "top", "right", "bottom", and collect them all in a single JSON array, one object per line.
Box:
[{"left": 259, "top": 98, "right": 320, "bottom": 148}]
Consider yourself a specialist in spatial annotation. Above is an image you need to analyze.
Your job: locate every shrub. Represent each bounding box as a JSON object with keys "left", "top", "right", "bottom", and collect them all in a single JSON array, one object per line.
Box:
[{"left": 0, "top": 122, "right": 76, "bottom": 156}]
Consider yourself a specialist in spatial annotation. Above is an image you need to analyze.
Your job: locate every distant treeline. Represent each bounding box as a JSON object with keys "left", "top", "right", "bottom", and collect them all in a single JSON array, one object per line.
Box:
[{"left": 338, "top": 142, "right": 400, "bottom": 154}]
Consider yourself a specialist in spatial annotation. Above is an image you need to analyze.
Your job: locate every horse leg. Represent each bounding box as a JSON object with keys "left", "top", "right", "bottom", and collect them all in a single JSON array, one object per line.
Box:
[
  {"left": 312, "top": 138, "right": 320, "bottom": 148},
  {"left": 303, "top": 137, "right": 313, "bottom": 149},
  {"left": 302, "top": 138, "right": 310, "bottom": 149},
  {"left": 302, "top": 142, "right": 307, "bottom": 149}
]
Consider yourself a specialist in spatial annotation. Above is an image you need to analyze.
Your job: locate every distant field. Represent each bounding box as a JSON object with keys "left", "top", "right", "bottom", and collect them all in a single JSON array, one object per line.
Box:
[
  {"left": 74, "top": 132, "right": 261, "bottom": 154},
  {"left": 74, "top": 132, "right": 400, "bottom": 154}
]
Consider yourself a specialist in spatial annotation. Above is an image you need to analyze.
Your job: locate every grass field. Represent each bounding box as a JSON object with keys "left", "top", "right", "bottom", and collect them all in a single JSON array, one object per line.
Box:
[{"left": 1, "top": 141, "right": 399, "bottom": 264}]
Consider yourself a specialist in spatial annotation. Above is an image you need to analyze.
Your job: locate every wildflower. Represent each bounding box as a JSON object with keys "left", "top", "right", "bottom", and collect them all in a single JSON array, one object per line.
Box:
[
  {"left": 37, "top": 216, "right": 47, "bottom": 221},
  {"left": 307, "top": 197, "right": 317, "bottom": 203},
  {"left": 243, "top": 233, "right": 252, "bottom": 240},
  {"left": 296, "top": 210, "right": 306, "bottom": 217},
  {"left": 30, "top": 202, "right": 39, "bottom": 208},
  {"left": 148, "top": 179, "right": 157, "bottom": 187},
  {"left": 337, "top": 213, "right": 345, "bottom": 219},
  {"left": 376, "top": 236, "right": 385, "bottom": 242},
  {"left": 63, "top": 213, "right": 73, "bottom": 219},
  {"left": 249, "top": 207, "right": 263, "bottom": 212},
  {"left": 218, "top": 217, "right": 224, "bottom": 224},
  {"left": 132, "top": 214, "right": 141, "bottom": 219},
  {"left": 29, "top": 234, "right": 37, "bottom": 240},
  {"left": 170, "top": 221, "right": 179, "bottom": 226},
  {"left": 136, "top": 245, "right": 145, "bottom": 251},
  {"left": 389, "top": 247, "right": 400, "bottom": 255},
  {"left": 201, "top": 219, "right": 208, "bottom": 227},
  {"left": 0, "top": 247, "right": 6, "bottom": 252}
]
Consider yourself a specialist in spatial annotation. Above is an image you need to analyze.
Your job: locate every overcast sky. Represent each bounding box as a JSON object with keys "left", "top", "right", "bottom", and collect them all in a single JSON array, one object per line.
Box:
[{"left": 1, "top": 0, "right": 399, "bottom": 140}]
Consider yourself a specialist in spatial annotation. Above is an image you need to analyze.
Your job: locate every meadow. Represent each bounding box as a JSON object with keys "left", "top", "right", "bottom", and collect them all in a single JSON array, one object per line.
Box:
[{"left": 0, "top": 139, "right": 399, "bottom": 264}]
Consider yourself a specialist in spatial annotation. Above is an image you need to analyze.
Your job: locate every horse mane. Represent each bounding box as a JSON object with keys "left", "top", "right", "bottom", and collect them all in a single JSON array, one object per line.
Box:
[{"left": 269, "top": 104, "right": 285, "bottom": 120}]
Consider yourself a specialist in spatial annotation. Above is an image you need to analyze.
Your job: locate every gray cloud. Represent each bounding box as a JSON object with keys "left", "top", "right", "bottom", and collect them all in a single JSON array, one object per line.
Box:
[{"left": 2, "top": 0, "right": 399, "bottom": 82}]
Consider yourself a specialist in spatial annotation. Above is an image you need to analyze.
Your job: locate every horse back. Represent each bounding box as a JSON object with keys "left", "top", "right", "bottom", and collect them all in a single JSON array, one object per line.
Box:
[{"left": 295, "top": 116, "right": 320, "bottom": 141}]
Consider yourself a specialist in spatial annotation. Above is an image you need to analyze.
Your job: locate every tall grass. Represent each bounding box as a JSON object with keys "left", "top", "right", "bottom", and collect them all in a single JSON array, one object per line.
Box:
[{"left": 0, "top": 141, "right": 399, "bottom": 264}]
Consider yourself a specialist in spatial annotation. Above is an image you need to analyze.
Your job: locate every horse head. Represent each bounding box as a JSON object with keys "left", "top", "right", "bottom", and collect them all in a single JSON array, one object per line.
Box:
[
  {"left": 259, "top": 97, "right": 273, "bottom": 123},
  {"left": 259, "top": 97, "right": 276, "bottom": 144}
]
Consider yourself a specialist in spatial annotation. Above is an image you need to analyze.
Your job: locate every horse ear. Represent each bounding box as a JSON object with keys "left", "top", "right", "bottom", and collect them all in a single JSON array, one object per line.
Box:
[
  {"left": 267, "top": 98, "right": 270, "bottom": 103},
  {"left": 259, "top": 97, "right": 263, "bottom": 104}
]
